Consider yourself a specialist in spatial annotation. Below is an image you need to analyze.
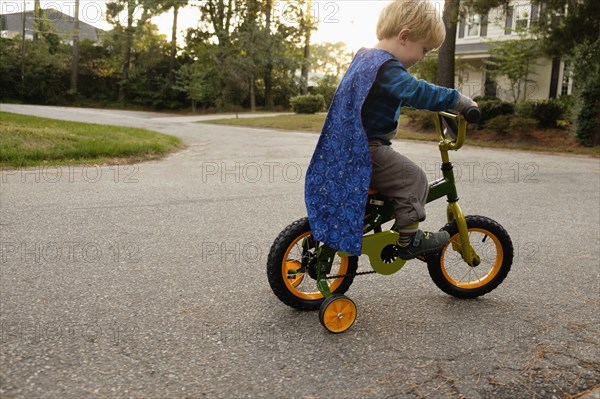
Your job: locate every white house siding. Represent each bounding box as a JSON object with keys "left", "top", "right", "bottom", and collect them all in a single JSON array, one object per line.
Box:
[{"left": 453, "top": 0, "right": 571, "bottom": 100}]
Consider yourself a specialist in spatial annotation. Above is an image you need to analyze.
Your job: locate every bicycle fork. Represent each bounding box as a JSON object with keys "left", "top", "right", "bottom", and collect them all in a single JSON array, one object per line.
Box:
[
  {"left": 446, "top": 201, "right": 481, "bottom": 267},
  {"left": 428, "top": 160, "right": 481, "bottom": 267}
]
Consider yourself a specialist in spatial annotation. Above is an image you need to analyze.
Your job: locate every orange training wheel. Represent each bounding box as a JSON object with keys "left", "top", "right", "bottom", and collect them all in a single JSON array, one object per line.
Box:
[{"left": 318, "top": 295, "right": 357, "bottom": 333}]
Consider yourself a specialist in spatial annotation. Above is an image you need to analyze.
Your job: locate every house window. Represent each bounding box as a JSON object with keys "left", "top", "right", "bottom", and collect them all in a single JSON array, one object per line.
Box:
[
  {"left": 514, "top": 3, "right": 531, "bottom": 30},
  {"left": 466, "top": 14, "right": 481, "bottom": 37}
]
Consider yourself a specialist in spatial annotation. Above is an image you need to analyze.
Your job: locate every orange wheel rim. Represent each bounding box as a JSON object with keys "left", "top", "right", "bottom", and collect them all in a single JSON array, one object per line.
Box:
[
  {"left": 322, "top": 298, "right": 356, "bottom": 333},
  {"left": 441, "top": 228, "right": 503, "bottom": 289},
  {"left": 281, "top": 231, "right": 348, "bottom": 300}
]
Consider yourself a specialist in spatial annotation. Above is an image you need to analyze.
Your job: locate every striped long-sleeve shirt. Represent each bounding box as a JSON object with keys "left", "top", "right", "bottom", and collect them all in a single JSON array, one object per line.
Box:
[{"left": 361, "top": 58, "right": 462, "bottom": 141}]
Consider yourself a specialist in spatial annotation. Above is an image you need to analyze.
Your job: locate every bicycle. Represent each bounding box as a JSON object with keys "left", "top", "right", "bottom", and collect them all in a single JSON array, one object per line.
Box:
[{"left": 266, "top": 108, "right": 513, "bottom": 333}]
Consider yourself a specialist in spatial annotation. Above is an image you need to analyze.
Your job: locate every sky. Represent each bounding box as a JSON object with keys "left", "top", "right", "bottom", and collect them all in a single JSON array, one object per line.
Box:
[{"left": 1, "top": 1, "right": 444, "bottom": 52}]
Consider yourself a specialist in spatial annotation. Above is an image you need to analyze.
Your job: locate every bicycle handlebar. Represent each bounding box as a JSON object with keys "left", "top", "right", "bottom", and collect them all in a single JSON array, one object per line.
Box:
[
  {"left": 463, "top": 106, "right": 482, "bottom": 124},
  {"left": 435, "top": 107, "right": 481, "bottom": 152}
]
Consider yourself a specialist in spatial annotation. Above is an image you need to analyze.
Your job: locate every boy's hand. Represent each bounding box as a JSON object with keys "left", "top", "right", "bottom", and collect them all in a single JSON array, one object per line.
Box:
[{"left": 456, "top": 94, "right": 476, "bottom": 113}]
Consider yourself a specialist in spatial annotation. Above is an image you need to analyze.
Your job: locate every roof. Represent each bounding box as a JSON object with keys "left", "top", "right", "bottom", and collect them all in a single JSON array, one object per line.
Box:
[{"left": 0, "top": 9, "right": 104, "bottom": 42}]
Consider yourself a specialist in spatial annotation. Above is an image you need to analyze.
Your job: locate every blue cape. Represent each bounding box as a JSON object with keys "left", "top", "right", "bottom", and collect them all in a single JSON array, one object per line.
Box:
[{"left": 305, "top": 48, "right": 395, "bottom": 256}]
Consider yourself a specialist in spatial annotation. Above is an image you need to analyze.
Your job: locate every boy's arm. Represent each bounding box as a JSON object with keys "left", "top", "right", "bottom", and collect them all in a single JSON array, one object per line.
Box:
[{"left": 379, "top": 61, "right": 475, "bottom": 112}]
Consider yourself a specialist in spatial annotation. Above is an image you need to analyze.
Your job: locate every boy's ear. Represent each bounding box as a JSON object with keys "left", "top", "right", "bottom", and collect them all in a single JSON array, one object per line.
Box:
[{"left": 397, "top": 29, "right": 411, "bottom": 45}]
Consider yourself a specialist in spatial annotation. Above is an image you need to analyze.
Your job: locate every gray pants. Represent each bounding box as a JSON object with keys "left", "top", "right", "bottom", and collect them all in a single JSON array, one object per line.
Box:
[{"left": 368, "top": 141, "right": 429, "bottom": 227}]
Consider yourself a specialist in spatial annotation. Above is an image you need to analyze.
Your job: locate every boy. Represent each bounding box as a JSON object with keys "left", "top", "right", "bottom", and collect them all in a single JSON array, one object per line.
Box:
[{"left": 305, "top": 0, "right": 476, "bottom": 259}]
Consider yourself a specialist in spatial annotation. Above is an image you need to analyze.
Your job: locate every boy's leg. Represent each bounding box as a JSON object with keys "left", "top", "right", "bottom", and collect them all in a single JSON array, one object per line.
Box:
[
  {"left": 369, "top": 142, "right": 449, "bottom": 259},
  {"left": 368, "top": 142, "right": 428, "bottom": 226}
]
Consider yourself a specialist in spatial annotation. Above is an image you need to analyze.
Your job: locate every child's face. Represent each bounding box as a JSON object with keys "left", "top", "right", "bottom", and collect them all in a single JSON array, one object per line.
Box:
[{"left": 390, "top": 31, "right": 433, "bottom": 69}]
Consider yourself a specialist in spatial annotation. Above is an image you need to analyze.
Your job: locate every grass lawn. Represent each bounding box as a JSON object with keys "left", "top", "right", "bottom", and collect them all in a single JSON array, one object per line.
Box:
[
  {"left": 203, "top": 113, "right": 600, "bottom": 156},
  {"left": 0, "top": 112, "right": 184, "bottom": 168},
  {"left": 202, "top": 113, "right": 328, "bottom": 132}
]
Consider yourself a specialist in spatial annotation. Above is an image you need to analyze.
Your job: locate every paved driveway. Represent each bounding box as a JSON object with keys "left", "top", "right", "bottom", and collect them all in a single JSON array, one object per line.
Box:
[{"left": 1, "top": 104, "right": 598, "bottom": 398}]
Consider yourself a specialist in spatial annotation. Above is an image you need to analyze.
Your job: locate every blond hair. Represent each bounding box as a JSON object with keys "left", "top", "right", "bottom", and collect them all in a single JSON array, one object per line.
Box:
[{"left": 376, "top": 0, "right": 446, "bottom": 48}]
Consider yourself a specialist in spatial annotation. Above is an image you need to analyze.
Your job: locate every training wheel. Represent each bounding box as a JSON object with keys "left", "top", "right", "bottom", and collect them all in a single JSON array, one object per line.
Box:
[{"left": 318, "top": 295, "right": 357, "bottom": 333}]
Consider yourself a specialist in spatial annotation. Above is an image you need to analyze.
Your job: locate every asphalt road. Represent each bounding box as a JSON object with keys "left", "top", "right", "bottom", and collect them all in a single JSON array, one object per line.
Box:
[{"left": 1, "top": 104, "right": 599, "bottom": 399}]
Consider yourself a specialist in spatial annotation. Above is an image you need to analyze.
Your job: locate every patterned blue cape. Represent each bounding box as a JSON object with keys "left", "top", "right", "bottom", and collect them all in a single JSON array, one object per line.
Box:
[{"left": 305, "top": 48, "right": 395, "bottom": 256}]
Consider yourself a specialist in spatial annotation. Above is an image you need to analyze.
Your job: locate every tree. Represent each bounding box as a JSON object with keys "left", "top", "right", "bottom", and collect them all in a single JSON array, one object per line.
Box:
[
  {"left": 436, "top": 0, "right": 510, "bottom": 88},
  {"left": 193, "top": 0, "right": 239, "bottom": 107},
  {"left": 529, "top": 0, "right": 600, "bottom": 146},
  {"left": 572, "top": 39, "right": 600, "bottom": 146},
  {"left": 299, "top": 0, "right": 316, "bottom": 94},
  {"left": 106, "top": 0, "right": 158, "bottom": 102},
  {"left": 264, "top": 0, "right": 274, "bottom": 109},
  {"left": 310, "top": 42, "right": 352, "bottom": 79},
  {"left": 237, "top": 0, "right": 263, "bottom": 111},
  {"left": 486, "top": 31, "right": 541, "bottom": 103},
  {"left": 147, "top": 0, "right": 189, "bottom": 81},
  {"left": 168, "top": 1, "right": 188, "bottom": 81},
  {"left": 70, "top": 0, "right": 80, "bottom": 94},
  {"left": 437, "top": 0, "right": 460, "bottom": 87},
  {"left": 1, "top": 35, "right": 70, "bottom": 103},
  {"left": 174, "top": 62, "right": 220, "bottom": 111},
  {"left": 33, "top": 0, "right": 41, "bottom": 42},
  {"left": 531, "top": 0, "right": 600, "bottom": 59}
]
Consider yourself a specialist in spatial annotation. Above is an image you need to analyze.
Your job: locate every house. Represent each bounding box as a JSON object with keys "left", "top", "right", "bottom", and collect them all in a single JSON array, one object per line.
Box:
[
  {"left": 0, "top": 8, "right": 104, "bottom": 43},
  {"left": 454, "top": 0, "right": 572, "bottom": 101}
]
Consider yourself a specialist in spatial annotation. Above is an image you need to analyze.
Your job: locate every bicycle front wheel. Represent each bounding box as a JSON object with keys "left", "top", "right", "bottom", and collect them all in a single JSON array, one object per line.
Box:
[{"left": 427, "top": 215, "right": 513, "bottom": 298}]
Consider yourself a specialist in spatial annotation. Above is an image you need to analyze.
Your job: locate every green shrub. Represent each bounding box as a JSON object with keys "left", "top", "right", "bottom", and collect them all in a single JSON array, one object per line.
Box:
[
  {"left": 484, "top": 114, "right": 512, "bottom": 134},
  {"left": 402, "top": 108, "right": 435, "bottom": 130},
  {"left": 516, "top": 99, "right": 563, "bottom": 128},
  {"left": 557, "top": 94, "right": 575, "bottom": 117},
  {"left": 477, "top": 99, "right": 515, "bottom": 128},
  {"left": 573, "top": 39, "right": 600, "bottom": 146},
  {"left": 315, "top": 75, "right": 339, "bottom": 109},
  {"left": 485, "top": 115, "right": 538, "bottom": 135},
  {"left": 509, "top": 116, "right": 539, "bottom": 131},
  {"left": 290, "top": 94, "right": 325, "bottom": 114}
]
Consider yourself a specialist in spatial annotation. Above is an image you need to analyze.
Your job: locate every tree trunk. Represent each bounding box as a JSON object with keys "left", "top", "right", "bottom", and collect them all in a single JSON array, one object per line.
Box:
[
  {"left": 264, "top": 0, "right": 274, "bottom": 109},
  {"left": 301, "top": 34, "right": 311, "bottom": 94},
  {"left": 21, "top": 9, "right": 26, "bottom": 97},
  {"left": 119, "top": 0, "right": 135, "bottom": 103},
  {"left": 250, "top": 74, "right": 256, "bottom": 112},
  {"left": 33, "top": 0, "right": 41, "bottom": 42},
  {"left": 300, "top": 0, "right": 312, "bottom": 95},
  {"left": 436, "top": 0, "right": 460, "bottom": 88},
  {"left": 70, "top": 0, "right": 80, "bottom": 93},
  {"left": 169, "top": 4, "right": 179, "bottom": 83}
]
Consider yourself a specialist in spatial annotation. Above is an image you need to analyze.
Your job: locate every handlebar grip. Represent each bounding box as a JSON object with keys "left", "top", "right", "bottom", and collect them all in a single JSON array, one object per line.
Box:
[{"left": 463, "top": 106, "right": 482, "bottom": 124}]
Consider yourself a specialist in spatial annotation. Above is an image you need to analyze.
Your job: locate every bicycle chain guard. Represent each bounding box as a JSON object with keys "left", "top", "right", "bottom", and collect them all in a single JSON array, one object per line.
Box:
[{"left": 339, "top": 231, "right": 406, "bottom": 275}]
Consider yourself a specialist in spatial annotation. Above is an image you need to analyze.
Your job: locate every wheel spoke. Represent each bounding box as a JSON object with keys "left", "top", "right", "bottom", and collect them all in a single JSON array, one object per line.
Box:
[{"left": 459, "top": 268, "right": 472, "bottom": 283}]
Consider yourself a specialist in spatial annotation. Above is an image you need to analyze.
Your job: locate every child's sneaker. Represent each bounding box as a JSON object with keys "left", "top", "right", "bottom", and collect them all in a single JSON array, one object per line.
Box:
[{"left": 394, "top": 229, "right": 450, "bottom": 260}]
